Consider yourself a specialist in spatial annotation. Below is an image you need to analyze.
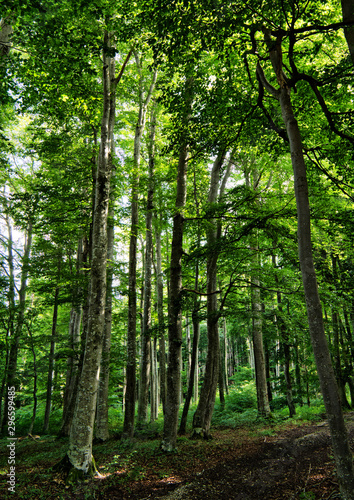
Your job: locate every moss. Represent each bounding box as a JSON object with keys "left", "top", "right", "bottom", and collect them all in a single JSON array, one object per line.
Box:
[{"left": 53, "top": 453, "right": 100, "bottom": 484}]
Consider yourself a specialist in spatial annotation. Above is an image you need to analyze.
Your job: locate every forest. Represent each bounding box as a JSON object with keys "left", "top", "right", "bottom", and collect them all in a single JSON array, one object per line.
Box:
[{"left": 1, "top": 0, "right": 354, "bottom": 498}]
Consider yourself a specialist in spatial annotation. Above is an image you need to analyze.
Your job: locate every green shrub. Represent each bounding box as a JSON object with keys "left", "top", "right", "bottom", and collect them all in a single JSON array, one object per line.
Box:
[{"left": 226, "top": 382, "right": 257, "bottom": 413}]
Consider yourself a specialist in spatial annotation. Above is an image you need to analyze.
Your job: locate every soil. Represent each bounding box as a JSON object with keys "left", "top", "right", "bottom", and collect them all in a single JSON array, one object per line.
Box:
[
  {"left": 123, "top": 415, "right": 354, "bottom": 500},
  {"left": 1, "top": 413, "right": 354, "bottom": 499}
]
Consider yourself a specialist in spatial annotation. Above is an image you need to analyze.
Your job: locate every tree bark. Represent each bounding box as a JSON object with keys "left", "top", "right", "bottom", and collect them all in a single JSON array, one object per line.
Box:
[
  {"left": 256, "top": 34, "right": 354, "bottom": 495},
  {"left": 155, "top": 215, "right": 167, "bottom": 413},
  {"left": 95, "top": 202, "right": 114, "bottom": 441},
  {"left": 244, "top": 165, "right": 270, "bottom": 418},
  {"left": 2, "top": 217, "right": 32, "bottom": 434},
  {"left": 138, "top": 102, "right": 156, "bottom": 424},
  {"left": 1, "top": 211, "right": 15, "bottom": 436},
  {"left": 341, "top": 0, "right": 354, "bottom": 65},
  {"left": 0, "top": 18, "right": 13, "bottom": 58},
  {"left": 192, "top": 152, "right": 227, "bottom": 438},
  {"left": 161, "top": 72, "right": 192, "bottom": 451},
  {"left": 161, "top": 142, "right": 188, "bottom": 450},
  {"left": 65, "top": 31, "right": 115, "bottom": 477},
  {"left": 43, "top": 285, "right": 60, "bottom": 434},
  {"left": 124, "top": 59, "right": 157, "bottom": 435},
  {"left": 95, "top": 47, "right": 117, "bottom": 441},
  {"left": 272, "top": 254, "right": 295, "bottom": 417},
  {"left": 179, "top": 262, "right": 200, "bottom": 434}
]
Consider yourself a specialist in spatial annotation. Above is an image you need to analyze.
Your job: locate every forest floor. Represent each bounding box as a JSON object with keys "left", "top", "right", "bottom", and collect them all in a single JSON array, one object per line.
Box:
[{"left": 1, "top": 412, "right": 354, "bottom": 499}]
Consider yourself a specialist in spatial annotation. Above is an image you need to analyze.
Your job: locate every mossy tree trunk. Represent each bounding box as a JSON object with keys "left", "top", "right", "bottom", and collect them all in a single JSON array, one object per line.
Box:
[{"left": 65, "top": 31, "right": 115, "bottom": 477}]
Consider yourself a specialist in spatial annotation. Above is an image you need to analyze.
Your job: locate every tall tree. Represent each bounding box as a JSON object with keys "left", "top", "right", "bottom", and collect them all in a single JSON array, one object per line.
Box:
[
  {"left": 161, "top": 72, "right": 193, "bottom": 451},
  {"left": 124, "top": 55, "right": 157, "bottom": 434},
  {"left": 65, "top": 30, "right": 116, "bottom": 477},
  {"left": 256, "top": 23, "right": 354, "bottom": 498}
]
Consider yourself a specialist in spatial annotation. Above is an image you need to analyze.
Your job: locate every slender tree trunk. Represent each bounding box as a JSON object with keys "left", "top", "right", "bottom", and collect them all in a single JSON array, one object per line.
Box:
[
  {"left": 272, "top": 254, "right": 295, "bottom": 417},
  {"left": 178, "top": 165, "right": 202, "bottom": 434},
  {"left": 257, "top": 38, "right": 354, "bottom": 496},
  {"left": 244, "top": 164, "right": 270, "bottom": 419},
  {"left": 161, "top": 72, "right": 192, "bottom": 451},
  {"left": 1, "top": 212, "right": 15, "bottom": 436},
  {"left": 155, "top": 215, "right": 167, "bottom": 413},
  {"left": 192, "top": 152, "right": 226, "bottom": 438},
  {"left": 179, "top": 263, "right": 200, "bottom": 434},
  {"left": 95, "top": 49, "right": 117, "bottom": 441},
  {"left": 27, "top": 324, "right": 38, "bottom": 435},
  {"left": 43, "top": 285, "right": 60, "bottom": 434},
  {"left": 294, "top": 343, "right": 303, "bottom": 406},
  {"left": 150, "top": 337, "right": 158, "bottom": 422},
  {"left": 95, "top": 202, "right": 114, "bottom": 441},
  {"left": 341, "top": 0, "right": 354, "bottom": 65},
  {"left": 1, "top": 218, "right": 32, "bottom": 435},
  {"left": 65, "top": 32, "right": 115, "bottom": 477},
  {"left": 123, "top": 61, "right": 157, "bottom": 436},
  {"left": 250, "top": 259, "right": 270, "bottom": 417},
  {"left": 223, "top": 319, "right": 229, "bottom": 395},
  {"left": 138, "top": 101, "right": 156, "bottom": 424},
  {"left": 59, "top": 236, "right": 89, "bottom": 438},
  {"left": 161, "top": 141, "right": 188, "bottom": 451},
  {"left": 0, "top": 17, "right": 13, "bottom": 58},
  {"left": 123, "top": 169, "right": 138, "bottom": 437}
]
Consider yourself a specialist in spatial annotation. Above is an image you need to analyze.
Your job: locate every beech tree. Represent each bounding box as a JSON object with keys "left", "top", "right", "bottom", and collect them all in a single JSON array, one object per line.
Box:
[{"left": 2, "top": 1, "right": 354, "bottom": 496}]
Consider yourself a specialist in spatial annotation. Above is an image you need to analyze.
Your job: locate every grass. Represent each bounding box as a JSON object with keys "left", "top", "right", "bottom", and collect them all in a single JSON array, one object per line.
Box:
[{"left": 0, "top": 390, "right": 332, "bottom": 499}]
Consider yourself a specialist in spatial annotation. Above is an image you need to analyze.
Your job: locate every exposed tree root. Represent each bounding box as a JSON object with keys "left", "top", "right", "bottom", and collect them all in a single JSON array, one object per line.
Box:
[{"left": 53, "top": 453, "right": 101, "bottom": 484}]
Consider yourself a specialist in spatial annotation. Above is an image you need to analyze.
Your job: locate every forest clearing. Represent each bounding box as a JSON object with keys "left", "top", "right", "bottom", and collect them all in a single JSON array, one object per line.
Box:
[{"left": 1, "top": 0, "right": 354, "bottom": 499}]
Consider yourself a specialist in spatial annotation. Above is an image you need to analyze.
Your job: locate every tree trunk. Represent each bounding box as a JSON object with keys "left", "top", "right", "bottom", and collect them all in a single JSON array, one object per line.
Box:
[
  {"left": 1, "top": 218, "right": 32, "bottom": 435},
  {"left": 59, "top": 236, "right": 89, "bottom": 438},
  {"left": 123, "top": 60, "right": 157, "bottom": 436},
  {"left": 138, "top": 100, "right": 156, "bottom": 424},
  {"left": 43, "top": 285, "right": 60, "bottom": 434},
  {"left": 179, "top": 262, "right": 200, "bottom": 434},
  {"left": 155, "top": 215, "right": 167, "bottom": 413},
  {"left": 257, "top": 39, "right": 354, "bottom": 496},
  {"left": 65, "top": 32, "right": 115, "bottom": 477},
  {"left": 192, "top": 152, "right": 226, "bottom": 438},
  {"left": 161, "top": 141, "right": 188, "bottom": 451},
  {"left": 161, "top": 72, "right": 192, "bottom": 451},
  {"left": 250, "top": 263, "right": 270, "bottom": 417},
  {"left": 95, "top": 49, "right": 117, "bottom": 441},
  {"left": 95, "top": 201, "right": 114, "bottom": 441},
  {"left": 273, "top": 254, "right": 295, "bottom": 417},
  {"left": 1, "top": 212, "right": 15, "bottom": 436},
  {"left": 150, "top": 337, "right": 158, "bottom": 422},
  {"left": 0, "top": 17, "right": 13, "bottom": 58},
  {"left": 341, "top": 0, "right": 354, "bottom": 65},
  {"left": 27, "top": 323, "right": 38, "bottom": 435}
]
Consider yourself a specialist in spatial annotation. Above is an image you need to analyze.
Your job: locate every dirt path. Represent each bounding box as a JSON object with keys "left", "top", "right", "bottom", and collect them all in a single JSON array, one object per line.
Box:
[
  {"left": 2, "top": 414, "right": 354, "bottom": 499},
  {"left": 141, "top": 414, "right": 354, "bottom": 500}
]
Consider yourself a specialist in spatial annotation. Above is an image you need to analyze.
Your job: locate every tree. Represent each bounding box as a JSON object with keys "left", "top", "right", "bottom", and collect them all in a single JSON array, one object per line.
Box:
[
  {"left": 256, "top": 21, "right": 354, "bottom": 499},
  {"left": 161, "top": 69, "right": 193, "bottom": 451},
  {"left": 65, "top": 30, "right": 116, "bottom": 477}
]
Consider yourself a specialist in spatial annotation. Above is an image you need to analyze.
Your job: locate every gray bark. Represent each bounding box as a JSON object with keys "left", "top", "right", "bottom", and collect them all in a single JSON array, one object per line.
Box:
[
  {"left": 43, "top": 284, "right": 60, "bottom": 434},
  {"left": 95, "top": 202, "right": 114, "bottom": 441},
  {"left": 192, "top": 151, "right": 233, "bottom": 437},
  {"left": 2, "top": 217, "right": 32, "bottom": 434},
  {"left": 95, "top": 48, "right": 117, "bottom": 441},
  {"left": 0, "top": 18, "right": 12, "bottom": 58},
  {"left": 66, "top": 32, "right": 115, "bottom": 476},
  {"left": 161, "top": 142, "right": 188, "bottom": 450},
  {"left": 257, "top": 33, "right": 354, "bottom": 495},
  {"left": 124, "top": 58, "right": 157, "bottom": 433},
  {"left": 155, "top": 215, "right": 167, "bottom": 413}
]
